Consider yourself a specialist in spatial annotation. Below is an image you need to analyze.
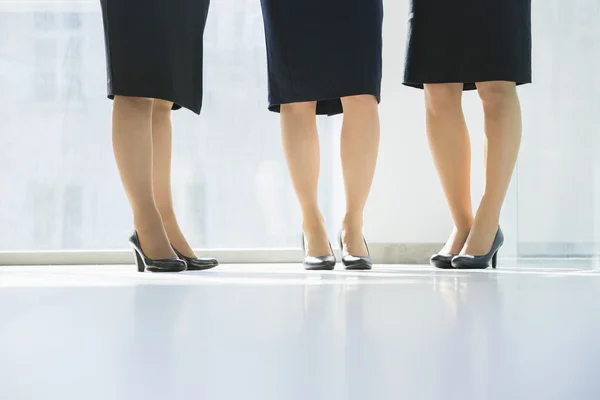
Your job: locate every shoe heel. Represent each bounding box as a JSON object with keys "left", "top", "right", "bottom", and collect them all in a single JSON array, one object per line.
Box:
[
  {"left": 492, "top": 251, "right": 498, "bottom": 269},
  {"left": 133, "top": 250, "right": 145, "bottom": 272}
]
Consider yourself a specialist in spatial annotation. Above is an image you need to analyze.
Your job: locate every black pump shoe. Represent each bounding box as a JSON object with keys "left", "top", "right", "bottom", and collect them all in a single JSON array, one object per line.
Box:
[
  {"left": 173, "top": 247, "right": 218, "bottom": 271},
  {"left": 452, "top": 228, "right": 504, "bottom": 270},
  {"left": 129, "top": 232, "right": 187, "bottom": 273},
  {"left": 302, "top": 234, "right": 336, "bottom": 271},
  {"left": 338, "top": 231, "right": 373, "bottom": 271},
  {"left": 430, "top": 254, "right": 455, "bottom": 269}
]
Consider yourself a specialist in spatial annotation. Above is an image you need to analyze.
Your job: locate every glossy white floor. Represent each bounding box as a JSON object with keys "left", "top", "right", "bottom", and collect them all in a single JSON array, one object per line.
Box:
[{"left": 1, "top": 261, "right": 600, "bottom": 400}]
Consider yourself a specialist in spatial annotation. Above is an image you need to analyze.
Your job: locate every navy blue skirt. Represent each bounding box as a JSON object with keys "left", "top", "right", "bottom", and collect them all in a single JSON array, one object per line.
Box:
[
  {"left": 404, "top": 0, "right": 532, "bottom": 90},
  {"left": 260, "top": 0, "right": 383, "bottom": 116},
  {"left": 100, "top": 0, "right": 210, "bottom": 114}
]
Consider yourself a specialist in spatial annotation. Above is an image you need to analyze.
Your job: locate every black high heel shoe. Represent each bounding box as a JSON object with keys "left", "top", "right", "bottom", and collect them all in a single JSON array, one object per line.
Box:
[
  {"left": 430, "top": 254, "right": 456, "bottom": 269},
  {"left": 129, "top": 232, "right": 187, "bottom": 273},
  {"left": 451, "top": 228, "right": 504, "bottom": 270},
  {"left": 302, "top": 234, "right": 336, "bottom": 271},
  {"left": 338, "top": 231, "right": 373, "bottom": 271},
  {"left": 173, "top": 247, "right": 218, "bottom": 271}
]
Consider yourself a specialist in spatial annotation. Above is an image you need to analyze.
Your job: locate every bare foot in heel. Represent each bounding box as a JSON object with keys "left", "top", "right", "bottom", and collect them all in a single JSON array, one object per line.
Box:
[
  {"left": 439, "top": 226, "right": 471, "bottom": 256},
  {"left": 163, "top": 217, "right": 196, "bottom": 258},
  {"left": 134, "top": 216, "right": 177, "bottom": 260}
]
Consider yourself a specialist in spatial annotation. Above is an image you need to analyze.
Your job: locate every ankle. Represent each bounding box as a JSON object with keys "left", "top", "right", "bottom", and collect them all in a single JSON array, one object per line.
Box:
[
  {"left": 302, "top": 209, "right": 325, "bottom": 230},
  {"left": 302, "top": 224, "right": 327, "bottom": 238},
  {"left": 472, "top": 203, "right": 501, "bottom": 230},
  {"left": 342, "top": 213, "right": 363, "bottom": 233},
  {"left": 454, "top": 223, "right": 472, "bottom": 235}
]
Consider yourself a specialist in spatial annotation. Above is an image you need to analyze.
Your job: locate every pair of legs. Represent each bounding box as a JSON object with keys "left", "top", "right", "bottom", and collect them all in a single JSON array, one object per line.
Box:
[
  {"left": 112, "top": 96, "right": 195, "bottom": 259},
  {"left": 425, "top": 81, "right": 522, "bottom": 256},
  {"left": 280, "top": 95, "right": 380, "bottom": 257}
]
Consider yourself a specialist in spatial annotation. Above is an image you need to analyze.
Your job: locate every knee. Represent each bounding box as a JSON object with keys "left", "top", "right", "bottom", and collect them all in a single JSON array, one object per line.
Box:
[
  {"left": 424, "top": 84, "right": 462, "bottom": 116},
  {"left": 114, "top": 96, "right": 153, "bottom": 113},
  {"left": 341, "top": 94, "right": 378, "bottom": 114},
  {"left": 477, "top": 82, "right": 517, "bottom": 115},
  {"left": 153, "top": 99, "right": 174, "bottom": 116},
  {"left": 280, "top": 101, "right": 317, "bottom": 117}
]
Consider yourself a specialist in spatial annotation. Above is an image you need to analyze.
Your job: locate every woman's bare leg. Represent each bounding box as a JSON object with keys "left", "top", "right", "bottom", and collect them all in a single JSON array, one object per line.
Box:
[
  {"left": 112, "top": 96, "right": 175, "bottom": 259},
  {"left": 339, "top": 95, "right": 380, "bottom": 256},
  {"left": 462, "top": 81, "right": 522, "bottom": 255},
  {"left": 280, "top": 101, "right": 331, "bottom": 257},
  {"left": 151, "top": 100, "right": 196, "bottom": 257},
  {"left": 424, "top": 83, "right": 473, "bottom": 255}
]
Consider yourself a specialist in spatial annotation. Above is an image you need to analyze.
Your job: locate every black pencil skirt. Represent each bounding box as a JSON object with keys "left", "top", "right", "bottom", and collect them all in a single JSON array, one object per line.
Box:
[
  {"left": 100, "top": 0, "right": 210, "bottom": 114},
  {"left": 260, "top": 0, "right": 384, "bottom": 116},
  {"left": 403, "top": 0, "right": 532, "bottom": 90}
]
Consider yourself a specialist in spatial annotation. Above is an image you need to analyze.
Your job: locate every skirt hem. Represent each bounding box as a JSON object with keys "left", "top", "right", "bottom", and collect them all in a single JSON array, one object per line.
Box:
[
  {"left": 402, "top": 78, "right": 532, "bottom": 91},
  {"left": 268, "top": 91, "right": 381, "bottom": 116},
  {"left": 107, "top": 90, "right": 201, "bottom": 114}
]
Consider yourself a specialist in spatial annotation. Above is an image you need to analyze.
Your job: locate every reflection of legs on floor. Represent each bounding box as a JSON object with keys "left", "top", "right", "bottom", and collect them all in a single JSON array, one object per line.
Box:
[
  {"left": 462, "top": 81, "right": 522, "bottom": 256},
  {"left": 129, "top": 286, "right": 187, "bottom": 398},
  {"left": 424, "top": 84, "right": 473, "bottom": 255},
  {"left": 299, "top": 282, "right": 342, "bottom": 399},
  {"left": 339, "top": 95, "right": 380, "bottom": 257},
  {"left": 112, "top": 96, "right": 175, "bottom": 260},
  {"left": 431, "top": 273, "right": 505, "bottom": 398},
  {"left": 280, "top": 101, "right": 331, "bottom": 257},
  {"left": 150, "top": 100, "right": 196, "bottom": 258},
  {"left": 342, "top": 284, "right": 374, "bottom": 400}
]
